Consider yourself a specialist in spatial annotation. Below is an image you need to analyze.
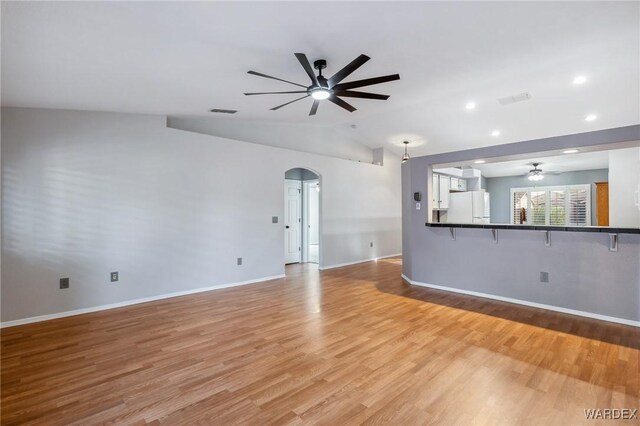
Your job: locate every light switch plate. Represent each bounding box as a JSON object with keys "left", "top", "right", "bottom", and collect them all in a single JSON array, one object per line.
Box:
[
  {"left": 272, "top": 216, "right": 278, "bottom": 224},
  {"left": 110, "top": 272, "right": 119, "bottom": 282},
  {"left": 416, "top": 202, "right": 421, "bottom": 210}
]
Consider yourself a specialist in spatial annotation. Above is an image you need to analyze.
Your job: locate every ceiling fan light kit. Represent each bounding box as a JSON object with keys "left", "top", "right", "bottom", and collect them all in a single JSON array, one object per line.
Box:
[
  {"left": 527, "top": 162, "right": 545, "bottom": 181},
  {"left": 245, "top": 53, "right": 400, "bottom": 115},
  {"left": 310, "top": 88, "right": 331, "bottom": 100}
]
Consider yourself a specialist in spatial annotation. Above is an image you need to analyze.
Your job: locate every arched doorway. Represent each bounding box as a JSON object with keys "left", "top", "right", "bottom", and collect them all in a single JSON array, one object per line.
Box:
[{"left": 284, "top": 168, "right": 321, "bottom": 266}]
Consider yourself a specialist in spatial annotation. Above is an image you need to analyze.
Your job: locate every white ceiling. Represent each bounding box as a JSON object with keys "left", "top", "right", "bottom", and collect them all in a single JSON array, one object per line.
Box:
[
  {"left": 2, "top": 1, "right": 639, "bottom": 158},
  {"left": 470, "top": 150, "right": 611, "bottom": 178}
]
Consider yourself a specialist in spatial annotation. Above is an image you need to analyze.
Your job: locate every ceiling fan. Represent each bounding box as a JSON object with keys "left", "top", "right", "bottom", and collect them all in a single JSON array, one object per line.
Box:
[
  {"left": 244, "top": 53, "right": 400, "bottom": 116},
  {"left": 525, "top": 162, "right": 562, "bottom": 181}
]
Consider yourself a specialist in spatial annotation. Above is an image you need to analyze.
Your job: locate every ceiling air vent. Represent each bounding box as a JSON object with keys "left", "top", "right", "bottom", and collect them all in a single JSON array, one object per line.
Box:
[
  {"left": 209, "top": 108, "right": 238, "bottom": 114},
  {"left": 498, "top": 92, "right": 532, "bottom": 106}
]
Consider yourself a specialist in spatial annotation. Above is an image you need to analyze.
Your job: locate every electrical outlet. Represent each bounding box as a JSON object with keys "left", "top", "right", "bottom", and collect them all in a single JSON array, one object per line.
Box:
[
  {"left": 237, "top": 257, "right": 242, "bottom": 266},
  {"left": 272, "top": 216, "right": 278, "bottom": 224},
  {"left": 60, "top": 277, "right": 69, "bottom": 289},
  {"left": 540, "top": 272, "right": 549, "bottom": 283},
  {"left": 370, "top": 242, "right": 374, "bottom": 247},
  {"left": 110, "top": 272, "right": 119, "bottom": 282}
]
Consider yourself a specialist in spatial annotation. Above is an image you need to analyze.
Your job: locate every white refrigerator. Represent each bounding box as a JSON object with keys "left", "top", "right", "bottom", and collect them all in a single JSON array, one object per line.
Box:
[{"left": 446, "top": 190, "right": 490, "bottom": 224}]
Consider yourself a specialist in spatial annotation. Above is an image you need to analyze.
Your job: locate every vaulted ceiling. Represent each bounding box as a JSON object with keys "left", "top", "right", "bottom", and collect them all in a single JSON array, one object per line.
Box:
[{"left": 2, "top": 1, "right": 638, "bottom": 159}]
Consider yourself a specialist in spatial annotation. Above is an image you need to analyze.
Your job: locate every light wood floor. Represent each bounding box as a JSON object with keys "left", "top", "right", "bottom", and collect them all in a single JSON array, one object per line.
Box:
[{"left": 2, "top": 257, "right": 639, "bottom": 425}]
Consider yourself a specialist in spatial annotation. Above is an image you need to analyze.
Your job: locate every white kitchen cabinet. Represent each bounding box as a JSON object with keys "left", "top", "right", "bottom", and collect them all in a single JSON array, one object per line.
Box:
[
  {"left": 432, "top": 173, "right": 440, "bottom": 207},
  {"left": 450, "top": 177, "right": 459, "bottom": 191},
  {"left": 438, "top": 175, "right": 450, "bottom": 209},
  {"left": 449, "top": 177, "right": 469, "bottom": 192},
  {"left": 432, "top": 173, "right": 451, "bottom": 209}
]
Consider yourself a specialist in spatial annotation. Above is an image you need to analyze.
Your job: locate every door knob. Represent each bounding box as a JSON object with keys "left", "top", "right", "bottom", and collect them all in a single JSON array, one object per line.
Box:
[{"left": 285, "top": 225, "right": 290, "bottom": 229}]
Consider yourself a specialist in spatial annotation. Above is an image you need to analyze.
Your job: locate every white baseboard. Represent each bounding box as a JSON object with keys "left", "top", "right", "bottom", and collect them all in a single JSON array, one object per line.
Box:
[
  {"left": 0, "top": 274, "right": 286, "bottom": 328},
  {"left": 319, "top": 253, "right": 402, "bottom": 271},
  {"left": 401, "top": 274, "right": 640, "bottom": 328}
]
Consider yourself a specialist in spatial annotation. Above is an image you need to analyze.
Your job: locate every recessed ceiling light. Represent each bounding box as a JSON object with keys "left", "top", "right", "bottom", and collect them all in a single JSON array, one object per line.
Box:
[
  {"left": 474, "top": 160, "right": 486, "bottom": 164},
  {"left": 585, "top": 114, "right": 597, "bottom": 122},
  {"left": 563, "top": 149, "right": 579, "bottom": 154},
  {"left": 491, "top": 130, "right": 501, "bottom": 137},
  {"left": 573, "top": 75, "right": 587, "bottom": 85},
  {"left": 465, "top": 102, "right": 476, "bottom": 110}
]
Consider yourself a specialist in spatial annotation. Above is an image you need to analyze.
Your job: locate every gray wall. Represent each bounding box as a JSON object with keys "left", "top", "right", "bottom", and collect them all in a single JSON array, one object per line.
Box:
[
  {"left": 411, "top": 227, "right": 639, "bottom": 322},
  {"left": 402, "top": 125, "right": 640, "bottom": 323},
  {"left": 485, "top": 169, "right": 609, "bottom": 225},
  {"left": 1, "top": 107, "right": 402, "bottom": 323}
]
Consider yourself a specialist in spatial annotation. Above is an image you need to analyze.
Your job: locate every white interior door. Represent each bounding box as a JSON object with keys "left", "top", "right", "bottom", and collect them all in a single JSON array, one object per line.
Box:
[
  {"left": 304, "top": 180, "right": 320, "bottom": 264},
  {"left": 284, "top": 180, "right": 302, "bottom": 264}
]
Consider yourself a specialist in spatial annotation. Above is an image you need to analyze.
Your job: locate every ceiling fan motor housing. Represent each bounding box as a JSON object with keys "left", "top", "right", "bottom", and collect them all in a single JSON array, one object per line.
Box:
[
  {"left": 314, "top": 76, "right": 329, "bottom": 89},
  {"left": 313, "top": 59, "right": 327, "bottom": 71},
  {"left": 313, "top": 59, "right": 329, "bottom": 89}
]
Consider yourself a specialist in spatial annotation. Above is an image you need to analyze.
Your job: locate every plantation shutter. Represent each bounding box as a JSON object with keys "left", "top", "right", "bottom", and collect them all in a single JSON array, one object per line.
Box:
[
  {"left": 549, "top": 189, "right": 566, "bottom": 226},
  {"left": 530, "top": 190, "right": 546, "bottom": 225},
  {"left": 511, "top": 184, "right": 590, "bottom": 226},
  {"left": 568, "top": 187, "right": 589, "bottom": 226},
  {"left": 513, "top": 191, "right": 528, "bottom": 224}
]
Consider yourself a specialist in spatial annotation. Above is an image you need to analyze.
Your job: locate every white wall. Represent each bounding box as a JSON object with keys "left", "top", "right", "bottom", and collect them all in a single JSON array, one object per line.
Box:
[
  {"left": 1, "top": 107, "right": 402, "bottom": 323},
  {"left": 167, "top": 116, "right": 374, "bottom": 163},
  {"left": 609, "top": 147, "right": 640, "bottom": 227}
]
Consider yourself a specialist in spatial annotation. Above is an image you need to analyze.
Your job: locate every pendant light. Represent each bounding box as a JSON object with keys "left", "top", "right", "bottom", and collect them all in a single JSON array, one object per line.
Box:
[{"left": 401, "top": 141, "right": 410, "bottom": 163}]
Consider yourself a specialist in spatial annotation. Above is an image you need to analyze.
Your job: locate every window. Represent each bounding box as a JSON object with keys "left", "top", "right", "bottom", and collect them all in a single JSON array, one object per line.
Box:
[
  {"left": 568, "top": 187, "right": 588, "bottom": 225},
  {"left": 510, "top": 185, "right": 591, "bottom": 226},
  {"left": 549, "top": 189, "right": 565, "bottom": 225},
  {"left": 530, "top": 190, "right": 546, "bottom": 225},
  {"left": 512, "top": 191, "right": 528, "bottom": 224}
]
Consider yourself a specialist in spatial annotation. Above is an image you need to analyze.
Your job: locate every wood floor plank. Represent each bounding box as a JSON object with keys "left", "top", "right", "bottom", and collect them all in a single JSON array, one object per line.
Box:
[{"left": 2, "top": 257, "right": 639, "bottom": 425}]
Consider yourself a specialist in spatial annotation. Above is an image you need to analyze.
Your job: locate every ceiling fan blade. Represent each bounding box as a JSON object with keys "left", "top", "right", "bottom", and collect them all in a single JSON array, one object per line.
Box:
[
  {"left": 329, "top": 96, "right": 357, "bottom": 112},
  {"left": 270, "top": 95, "right": 310, "bottom": 111},
  {"left": 247, "top": 71, "right": 307, "bottom": 88},
  {"left": 294, "top": 53, "right": 319, "bottom": 86},
  {"left": 244, "top": 91, "right": 308, "bottom": 95},
  {"left": 334, "top": 90, "right": 389, "bottom": 100},
  {"left": 327, "top": 54, "right": 370, "bottom": 88},
  {"left": 333, "top": 74, "right": 400, "bottom": 91},
  {"left": 309, "top": 100, "right": 320, "bottom": 116}
]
